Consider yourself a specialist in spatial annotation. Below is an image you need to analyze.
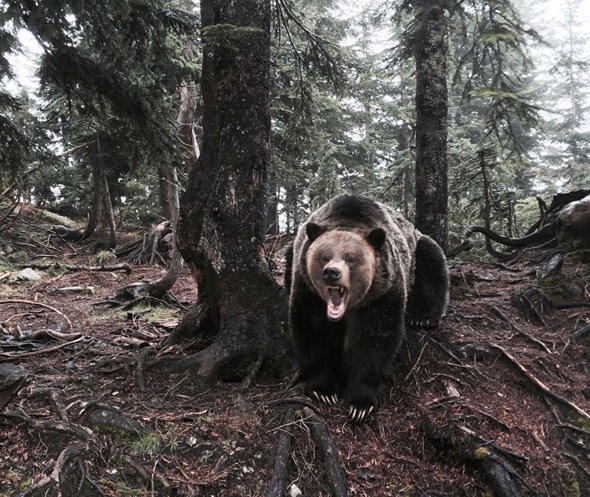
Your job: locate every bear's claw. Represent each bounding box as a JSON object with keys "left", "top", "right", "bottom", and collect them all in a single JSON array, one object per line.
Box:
[
  {"left": 348, "top": 405, "right": 374, "bottom": 423},
  {"left": 407, "top": 317, "right": 439, "bottom": 329},
  {"left": 313, "top": 391, "right": 339, "bottom": 406}
]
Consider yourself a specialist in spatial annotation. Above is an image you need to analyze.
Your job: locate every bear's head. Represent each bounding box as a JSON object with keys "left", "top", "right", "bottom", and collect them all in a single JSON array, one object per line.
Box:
[{"left": 305, "top": 223, "right": 386, "bottom": 321}]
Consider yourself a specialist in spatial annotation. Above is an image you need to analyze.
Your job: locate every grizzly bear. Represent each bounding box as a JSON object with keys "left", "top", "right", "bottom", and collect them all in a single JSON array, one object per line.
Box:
[{"left": 285, "top": 194, "right": 449, "bottom": 422}]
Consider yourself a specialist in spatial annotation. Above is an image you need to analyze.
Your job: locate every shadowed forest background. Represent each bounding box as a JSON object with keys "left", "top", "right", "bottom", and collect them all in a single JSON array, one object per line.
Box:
[{"left": 1, "top": 0, "right": 590, "bottom": 496}]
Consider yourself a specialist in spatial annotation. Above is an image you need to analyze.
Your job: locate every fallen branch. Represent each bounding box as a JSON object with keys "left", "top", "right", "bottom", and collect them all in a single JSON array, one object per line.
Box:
[
  {"left": 492, "top": 344, "right": 590, "bottom": 424},
  {"left": 0, "top": 299, "right": 73, "bottom": 332},
  {"left": 489, "top": 305, "right": 551, "bottom": 354},
  {"left": 17, "top": 262, "right": 132, "bottom": 273},
  {"left": 0, "top": 336, "right": 84, "bottom": 360}
]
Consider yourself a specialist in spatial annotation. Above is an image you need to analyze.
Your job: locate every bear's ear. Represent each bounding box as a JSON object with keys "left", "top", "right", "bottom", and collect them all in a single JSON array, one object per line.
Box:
[
  {"left": 367, "top": 228, "right": 386, "bottom": 250},
  {"left": 306, "top": 222, "right": 326, "bottom": 242}
]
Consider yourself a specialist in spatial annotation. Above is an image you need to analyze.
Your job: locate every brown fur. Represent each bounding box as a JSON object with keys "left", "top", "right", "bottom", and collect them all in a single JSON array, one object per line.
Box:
[
  {"left": 286, "top": 194, "right": 449, "bottom": 421},
  {"left": 306, "top": 231, "right": 377, "bottom": 320}
]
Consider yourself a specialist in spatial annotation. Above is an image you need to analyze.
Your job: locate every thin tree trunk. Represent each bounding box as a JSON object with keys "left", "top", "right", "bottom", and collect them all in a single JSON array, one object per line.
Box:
[
  {"left": 79, "top": 134, "right": 116, "bottom": 247},
  {"left": 149, "top": 0, "right": 199, "bottom": 297},
  {"left": 100, "top": 148, "right": 117, "bottom": 249},
  {"left": 413, "top": 1, "right": 449, "bottom": 252},
  {"left": 148, "top": 80, "right": 199, "bottom": 297},
  {"left": 148, "top": 163, "right": 183, "bottom": 297},
  {"left": 81, "top": 137, "right": 104, "bottom": 240},
  {"left": 173, "top": 0, "right": 290, "bottom": 379},
  {"left": 266, "top": 171, "right": 279, "bottom": 235}
]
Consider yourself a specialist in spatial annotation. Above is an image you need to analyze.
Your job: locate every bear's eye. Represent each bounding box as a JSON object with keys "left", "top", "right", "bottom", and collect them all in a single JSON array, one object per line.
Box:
[
  {"left": 346, "top": 255, "right": 356, "bottom": 264},
  {"left": 321, "top": 255, "right": 331, "bottom": 264}
]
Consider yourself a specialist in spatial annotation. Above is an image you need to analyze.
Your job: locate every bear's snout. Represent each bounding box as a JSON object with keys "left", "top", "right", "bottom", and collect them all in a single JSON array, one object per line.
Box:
[{"left": 323, "top": 266, "right": 342, "bottom": 283}]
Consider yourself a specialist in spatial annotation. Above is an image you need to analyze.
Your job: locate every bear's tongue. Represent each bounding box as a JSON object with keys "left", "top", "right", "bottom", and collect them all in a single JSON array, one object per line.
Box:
[{"left": 327, "top": 286, "right": 346, "bottom": 321}]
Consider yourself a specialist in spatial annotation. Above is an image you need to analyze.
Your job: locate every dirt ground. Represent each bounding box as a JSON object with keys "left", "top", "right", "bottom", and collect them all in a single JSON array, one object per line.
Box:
[{"left": 1, "top": 205, "right": 589, "bottom": 497}]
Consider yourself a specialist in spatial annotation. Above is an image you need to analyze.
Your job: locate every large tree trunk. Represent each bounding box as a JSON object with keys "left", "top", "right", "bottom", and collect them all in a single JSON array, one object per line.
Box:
[
  {"left": 173, "top": 0, "right": 290, "bottom": 380},
  {"left": 413, "top": 1, "right": 449, "bottom": 252}
]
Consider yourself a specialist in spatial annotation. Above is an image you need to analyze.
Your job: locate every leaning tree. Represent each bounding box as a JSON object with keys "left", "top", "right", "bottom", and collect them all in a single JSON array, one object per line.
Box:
[{"left": 171, "top": 0, "right": 291, "bottom": 381}]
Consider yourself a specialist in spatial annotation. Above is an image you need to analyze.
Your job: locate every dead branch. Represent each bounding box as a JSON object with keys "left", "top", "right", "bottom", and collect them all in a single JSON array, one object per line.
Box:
[
  {"left": 0, "top": 299, "right": 73, "bottom": 332},
  {"left": 116, "top": 221, "right": 172, "bottom": 265},
  {"left": 0, "top": 336, "right": 84, "bottom": 360},
  {"left": 18, "top": 262, "right": 132, "bottom": 273},
  {"left": 489, "top": 305, "right": 551, "bottom": 353},
  {"left": 492, "top": 344, "right": 590, "bottom": 424},
  {"left": 463, "top": 223, "right": 556, "bottom": 250},
  {"left": 0, "top": 197, "right": 21, "bottom": 231}
]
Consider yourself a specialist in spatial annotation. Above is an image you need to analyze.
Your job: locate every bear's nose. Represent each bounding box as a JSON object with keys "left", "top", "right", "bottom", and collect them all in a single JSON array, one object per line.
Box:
[{"left": 323, "top": 266, "right": 341, "bottom": 283}]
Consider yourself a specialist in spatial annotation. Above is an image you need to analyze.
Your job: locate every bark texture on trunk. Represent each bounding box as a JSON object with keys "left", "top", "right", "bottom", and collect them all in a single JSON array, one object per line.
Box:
[
  {"left": 174, "top": 0, "right": 290, "bottom": 380},
  {"left": 414, "top": 1, "right": 449, "bottom": 252}
]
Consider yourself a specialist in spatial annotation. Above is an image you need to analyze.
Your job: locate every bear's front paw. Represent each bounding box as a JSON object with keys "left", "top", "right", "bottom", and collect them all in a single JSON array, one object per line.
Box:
[
  {"left": 305, "top": 379, "right": 340, "bottom": 407},
  {"left": 344, "top": 388, "right": 379, "bottom": 423}
]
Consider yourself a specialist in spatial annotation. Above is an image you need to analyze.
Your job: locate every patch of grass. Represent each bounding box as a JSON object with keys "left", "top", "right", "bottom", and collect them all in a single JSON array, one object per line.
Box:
[{"left": 130, "top": 432, "right": 161, "bottom": 456}]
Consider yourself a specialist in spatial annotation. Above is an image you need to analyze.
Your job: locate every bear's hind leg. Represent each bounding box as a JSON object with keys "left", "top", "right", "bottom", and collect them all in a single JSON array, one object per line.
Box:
[{"left": 407, "top": 235, "right": 449, "bottom": 328}]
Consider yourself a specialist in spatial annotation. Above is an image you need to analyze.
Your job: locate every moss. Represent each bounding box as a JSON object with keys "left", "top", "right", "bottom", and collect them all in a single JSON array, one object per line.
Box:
[
  {"left": 575, "top": 416, "right": 590, "bottom": 432},
  {"left": 558, "top": 464, "right": 581, "bottom": 497},
  {"left": 474, "top": 446, "right": 491, "bottom": 460},
  {"left": 538, "top": 274, "right": 583, "bottom": 300}
]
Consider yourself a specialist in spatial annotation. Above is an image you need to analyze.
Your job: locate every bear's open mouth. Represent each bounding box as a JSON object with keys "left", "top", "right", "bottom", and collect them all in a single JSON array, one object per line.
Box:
[{"left": 325, "top": 285, "right": 347, "bottom": 321}]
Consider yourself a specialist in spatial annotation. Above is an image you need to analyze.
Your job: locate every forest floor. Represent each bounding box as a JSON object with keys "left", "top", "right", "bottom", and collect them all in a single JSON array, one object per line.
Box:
[{"left": 1, "top": 204, "right": 589, "bottom": 497}]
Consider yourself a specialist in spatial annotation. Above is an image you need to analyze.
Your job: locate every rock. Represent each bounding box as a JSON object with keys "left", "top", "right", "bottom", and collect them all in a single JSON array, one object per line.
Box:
[
  {"left": 11, "top": 268, "right": 42, "bottom": 282},
  {"left": 0, "top": 364, "right": 27, "bottom": 410}
]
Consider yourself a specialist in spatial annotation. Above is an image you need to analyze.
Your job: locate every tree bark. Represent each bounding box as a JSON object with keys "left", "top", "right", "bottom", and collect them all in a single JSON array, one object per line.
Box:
[
  {"left": 175, "top": 0, "right": 290, "bottom": 379},
  {"left": 413, "top": 1, "right": 449, "bottom": 252}
]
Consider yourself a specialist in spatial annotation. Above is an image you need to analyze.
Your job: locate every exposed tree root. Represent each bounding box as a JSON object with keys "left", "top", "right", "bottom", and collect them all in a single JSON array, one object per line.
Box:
[
  {"left": 492, "top": 344, "right": 590, "bottom": 424},
  {"left": 456, "top": 189, "right": 590, "bottom": 260},
  {"left": 302, "top": 406, "right": 349, "bottom": 497},
  {"left": 267, "top": 405, "right": 297, "bottom": 497},
  {"left": 159, "top": 331, "right": 260, "bottom": 381},
  {"left": 116, "top": 221, "right": 173, "bottom": 265},
  {"left": 163, "top": 298, "right": 215, "bottom": 345},
  {"left": 18, "top": 442, "right": 109, "bottom": 497},
  {"left": 424, "top": 422, "right": 535, "bottom": 497},
  {"left": 266, "top": 400, "right": 349, "bottom": 497}
]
